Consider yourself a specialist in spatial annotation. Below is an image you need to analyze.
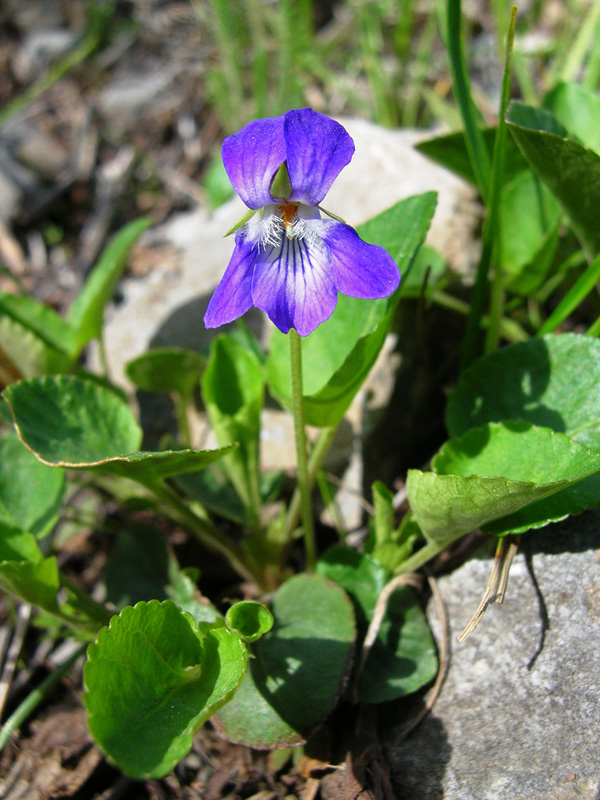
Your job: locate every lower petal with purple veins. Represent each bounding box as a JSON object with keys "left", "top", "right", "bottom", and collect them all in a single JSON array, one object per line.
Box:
[
  {"left": 316, "top": 220, "right": 400, "bottom": 299},
  {"left": 204, "top": 237, "right": 257, "bottom": 328},
  {"left": 252, "top": 234, "right": 338, "bottom": 336}
]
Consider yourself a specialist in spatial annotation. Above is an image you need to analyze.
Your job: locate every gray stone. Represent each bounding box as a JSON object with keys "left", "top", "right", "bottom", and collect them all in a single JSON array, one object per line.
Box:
[
  {"left": 12, "top": 28, "right": 78, "bottom": 84},
  {"left": 0, "top": 169, "right": 23, "bottom": 222},
  {"left": 97, "top": 70, "right": 177, "bottom": 123},
  {"left": 385, "top": 511, "right": 600, "bottom": 800}
]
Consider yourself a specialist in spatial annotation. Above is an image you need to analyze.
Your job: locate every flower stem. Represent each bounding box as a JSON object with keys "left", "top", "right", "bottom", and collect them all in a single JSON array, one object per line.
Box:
[
  {"left": 289, "top": 329, "right": 316, "bottom": 571},
  {"left": 284, "top": 424, "right": 338, "bottom": 542}
]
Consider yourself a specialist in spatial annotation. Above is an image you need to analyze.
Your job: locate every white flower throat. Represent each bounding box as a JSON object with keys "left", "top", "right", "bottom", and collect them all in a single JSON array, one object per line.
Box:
[{"left": 247, "top": 203, "right": 321, "bottom": 251}]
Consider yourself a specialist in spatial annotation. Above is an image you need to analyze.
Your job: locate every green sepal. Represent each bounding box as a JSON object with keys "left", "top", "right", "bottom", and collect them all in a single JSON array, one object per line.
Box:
[{"left": 269, "top": 161, "right": 292, "bottom": 200}]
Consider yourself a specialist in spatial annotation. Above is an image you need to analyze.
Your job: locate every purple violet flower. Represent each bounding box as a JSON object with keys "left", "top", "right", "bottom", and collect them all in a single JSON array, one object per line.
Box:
[{"left": 204, "top": 108, "right": 400, "bottom": 337}]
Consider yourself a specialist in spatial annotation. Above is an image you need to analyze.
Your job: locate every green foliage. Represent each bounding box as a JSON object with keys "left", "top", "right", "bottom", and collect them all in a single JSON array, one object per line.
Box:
[
  {"left": 506, "top": 101, "right": 600, "bottom": 258},
  {"left": 202, "top": 335, "right": 264, "bottom": 515},
  {"left": 0, "top": 522, "right": 61, "bottom": 613},
  {"left": 84, "top": 601, "right": 247, "bottom": 779},
  {"left": 365, "top": 482, "right": 420, "bottom": 572},
  {"left": 225, "top": 600, "right": 273, "bottom": 643},
  {"left": 0, "top": 429, "right": 65, "bottom": 538},
  {"left": 215, "top": 574, "right": 355, "bottom": 748},
  {"left": 447, "top": 334, "right": 600, "bottom": 449},
  {"left": 265, "top": 193, "right": 437, "bottom": 427},
  {"left": 67, "top": 218, "right": 152, "bottom": 350},
  {"left": 408, "top": 421, "right": 600, "bottom": 546},
  {"left": 0, "top": 219, "right": 149, "bottom": 383},
  {"left": 316, "top": 547, "right": 437, "bottom": 702},
  {"left": 4, "top": 375, "right": 232, "bottom": 484},
  {"left": 125, "top": 348, "right": 206, "bottom": 399},
  {"left": 415, "top": 127, "right": 528, "bottom": 186}
]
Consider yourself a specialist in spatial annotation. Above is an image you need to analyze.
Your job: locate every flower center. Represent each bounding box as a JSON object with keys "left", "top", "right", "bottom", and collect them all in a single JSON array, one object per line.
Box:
[{"left": 279, "top": 203, "right": 299, "bottom": 238}]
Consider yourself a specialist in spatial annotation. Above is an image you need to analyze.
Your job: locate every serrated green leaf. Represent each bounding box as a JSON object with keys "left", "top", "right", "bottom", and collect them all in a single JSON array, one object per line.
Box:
[
  {"left": 408, "top": 421, "right": 600, "bottom": 545},
  {"left": 506, "top": 101, "right": 600, "bottom": 257},
  {"left": 202, "top": 335, "right": 263, "bottom": 513},
  {"left": 265, "top": 193, "right": 437, "bottom": 427},
  {"left": 3, "top": 375, "right": 232, "bottom": 484},
  {"left": 446, "top": 334, "right": 600, "bottom": 449},
  {"left": 84, "top": 600, "right": 247, "bottom": 779},
  {"left": 0, "top": 429, "right": 65, "bottom": 537},
  {"left": 68, "top": 217, "right": 151, "bottom": 350},
  {"left": 214, "top": 574, "right": 355, "bottom": 748},
  {"left": 125, "top": 348, "right": 206, "bottom": 399}
]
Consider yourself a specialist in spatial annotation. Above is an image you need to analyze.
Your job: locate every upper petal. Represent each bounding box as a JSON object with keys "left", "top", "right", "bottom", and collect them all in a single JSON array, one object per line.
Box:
[
  {"left": 251, "top": 233, "right": 337, "bottom": 336},
  {"left": 204, "top": 235, "right": 257, "bottom": 328},
  {"left": 316, "top": 220, "right": 400, "bottom": 299},
  {"left": 284, "top": 109, "right": 355, "bottom": 206},
  {"left": 222, "top": 116, "right": 286, "bottom": 209}
]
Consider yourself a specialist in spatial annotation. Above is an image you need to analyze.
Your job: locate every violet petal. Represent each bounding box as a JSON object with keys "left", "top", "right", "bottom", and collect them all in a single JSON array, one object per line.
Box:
[
  {"left": 222, "top": 116, "right": 286, "bottom": 209},
  {"left": 204, "top": 236, "right": 257, "bottom": 328},
  {"left": 284, "top": 109, "right": 355, "bottom": 207},
  {"left": 251, "top": 234, "right": 338, "bottom": 336},
  {"left": 317, "top": 220, "right": 400, "bottom": 298}
]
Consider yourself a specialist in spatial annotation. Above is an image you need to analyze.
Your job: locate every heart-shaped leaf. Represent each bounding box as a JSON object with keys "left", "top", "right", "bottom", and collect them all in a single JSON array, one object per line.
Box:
[
  {"left": 407, "top": 421, "right": 600, "bottom": 545},
  {"left": 125, "top": 348, "right": 206, "bottom": 399},
  {"left": 265, "top": 193, "right": 437, "bottom": 427},
  {"left": 506, "top": 101, "right": 600, "bottom": 257},
  {"left": 214, "top": 573, "right": 355, "bottom": 748},
  {"left": 4, "top": 375, "right": 232, "bottom": 484},
  {"left": 84, "top": 600, "right": 247, "bottom": 778},
  {"left": 446, "top": 334, "right": 600, "bottom": 449},
  {"left": 316, "top": 547, "right": 438, "bottom": 703},
  {"left": 0, "top": 429, "right": 65, "bottom": 537}
]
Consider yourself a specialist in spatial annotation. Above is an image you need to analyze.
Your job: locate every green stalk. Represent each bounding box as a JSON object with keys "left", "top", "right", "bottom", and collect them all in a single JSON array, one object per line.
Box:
[
  {"left": 539, "top": 253, "right": 600, "bottom": 336},
  {"left": 484, "top": 6, "right": 518, "bottom": 355},
  {"left": 0, "top": 644, "right": 87, "bottom": 752},
  {"left": 150, "top": 481, "right": 259, "bottom": 585},
  {"left": 173, "top": 392, "right": 192, "bottom": 449},
  {"left": 394, "top": 541, "right": 442, "bottom": 576},
  {"left": 59, "top": 574, "right": 112, "bottom": 628},
  {"left": 429, "top": 291, "right": 529, "bottom": 343},
  {"left": 284, "top": 424, "right": 338, "bottom": 541},
  {"left": 460, "top": 5, "right": 517, "bottom": 370},
  {"left": 288, "top": 329, "right": 316, "bottom": 571},
  {"left": 446, "top": 0, "right": 491, "bottom": 202}
]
